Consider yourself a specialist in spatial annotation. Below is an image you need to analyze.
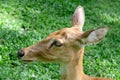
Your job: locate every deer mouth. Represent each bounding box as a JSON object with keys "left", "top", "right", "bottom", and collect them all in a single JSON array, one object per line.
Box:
[
  {"left": 19, "top": 57, "right": 36, "bottom": 63},
  {"left": 22, "top": 60, "right": 34, "bottom": 62}
]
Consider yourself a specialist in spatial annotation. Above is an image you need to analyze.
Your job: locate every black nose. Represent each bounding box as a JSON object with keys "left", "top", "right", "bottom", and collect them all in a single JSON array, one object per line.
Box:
[{"left": 18, "top": 50, "right": 25, "bottom": 58}]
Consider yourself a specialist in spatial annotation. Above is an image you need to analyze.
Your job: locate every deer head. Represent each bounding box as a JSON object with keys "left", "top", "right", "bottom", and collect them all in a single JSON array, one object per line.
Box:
[{"left": 18, "top": 6, "right": 109, "bottom": 63}]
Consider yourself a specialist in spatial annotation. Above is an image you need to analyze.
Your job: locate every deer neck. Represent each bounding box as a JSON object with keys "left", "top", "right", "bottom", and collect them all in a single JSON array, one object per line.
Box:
[{"left": 60, "top": 48, "right": 85, "bottom": 80}]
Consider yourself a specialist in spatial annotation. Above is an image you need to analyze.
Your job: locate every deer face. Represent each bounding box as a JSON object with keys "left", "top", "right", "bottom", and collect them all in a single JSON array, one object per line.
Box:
[
  {"left": 18, "top": 27, "right": 84, "bottom": 62},
  {"left": 18, "top": 6, "right": 109, "bottom": 63}
]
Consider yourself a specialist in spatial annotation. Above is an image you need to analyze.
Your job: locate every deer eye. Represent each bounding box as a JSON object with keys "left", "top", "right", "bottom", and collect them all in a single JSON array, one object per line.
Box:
[
  {"left": 54, "top": 40, "right": 63, "bottom": 47},
  {"left": 49, "top": 39, "right": 63, "bottom": 49}
]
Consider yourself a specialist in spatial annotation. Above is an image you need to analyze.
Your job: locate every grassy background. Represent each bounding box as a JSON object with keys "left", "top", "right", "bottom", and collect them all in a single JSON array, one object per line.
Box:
[{"left": 0, "top": 0, "right": 120, "bottom": 80}]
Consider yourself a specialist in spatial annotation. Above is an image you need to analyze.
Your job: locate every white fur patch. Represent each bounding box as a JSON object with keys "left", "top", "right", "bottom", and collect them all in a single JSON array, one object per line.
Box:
[
  {"left": 60, "top": 63, "right": 67, "bottom": 76},
  {"left": 78, "top": 42, "right": 85, "bottom": 48}
]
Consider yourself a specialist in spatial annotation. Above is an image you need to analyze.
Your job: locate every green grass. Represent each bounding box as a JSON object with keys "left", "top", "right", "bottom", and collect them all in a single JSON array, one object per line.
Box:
[{"left": 0, "top": 0, "right": 120, "bottom": 80}]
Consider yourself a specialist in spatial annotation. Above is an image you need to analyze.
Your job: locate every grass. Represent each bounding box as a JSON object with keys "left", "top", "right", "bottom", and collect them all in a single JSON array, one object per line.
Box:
[{"left": 0, "top": 0, "right": 120, "bottom": 80}]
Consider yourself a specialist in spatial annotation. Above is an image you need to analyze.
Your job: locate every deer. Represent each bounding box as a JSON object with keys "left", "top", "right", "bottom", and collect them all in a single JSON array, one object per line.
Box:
[{"left": 18, "top": 6, "right": 112, "bottom": 80}]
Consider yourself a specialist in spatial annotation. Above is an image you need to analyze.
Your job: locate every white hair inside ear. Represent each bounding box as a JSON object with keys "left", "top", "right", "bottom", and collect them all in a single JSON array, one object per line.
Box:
[{"left": 81, "top": 27, "right": 109, "bottom": 44}]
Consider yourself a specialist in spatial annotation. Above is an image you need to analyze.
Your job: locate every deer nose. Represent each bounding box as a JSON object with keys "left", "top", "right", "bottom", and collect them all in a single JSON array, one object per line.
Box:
[{"left": 18, "top": 50, "right": 25, "bottom": 58}]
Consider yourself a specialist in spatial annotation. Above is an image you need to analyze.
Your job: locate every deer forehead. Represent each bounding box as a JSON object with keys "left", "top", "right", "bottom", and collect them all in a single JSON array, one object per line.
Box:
[{"left": 48, "top": 27, "right": 83, "bottom": 40}]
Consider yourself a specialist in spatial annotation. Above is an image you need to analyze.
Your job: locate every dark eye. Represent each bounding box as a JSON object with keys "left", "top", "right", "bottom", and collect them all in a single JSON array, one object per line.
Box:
[
  {"left": 54, "top": 40, "right": 63, "bottom": 47},
  {"left": 48, "top": 39, "right": 63, "bottom": 49}
]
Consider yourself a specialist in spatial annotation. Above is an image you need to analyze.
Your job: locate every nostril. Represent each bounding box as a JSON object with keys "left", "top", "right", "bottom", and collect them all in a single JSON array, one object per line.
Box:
[{"left": 18, "top": 50, "right": 25, "bottom": 58}]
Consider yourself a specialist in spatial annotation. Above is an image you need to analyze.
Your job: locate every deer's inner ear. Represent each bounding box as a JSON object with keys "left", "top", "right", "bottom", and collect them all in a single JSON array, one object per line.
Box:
[
  {"left": 48, "top": 39, "right": 63, "bottom": 49},
  {"left": 79, "top": 27, "right": 109, "bottom": 45}
]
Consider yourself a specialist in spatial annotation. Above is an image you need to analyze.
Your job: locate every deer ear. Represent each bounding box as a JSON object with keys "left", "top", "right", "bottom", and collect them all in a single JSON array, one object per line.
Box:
[
  {"left": 80, "top": 27, "right": 109, "bottom": 45},
  {"left": 72, "top": 6, "right": 85, "bottom": 31}
]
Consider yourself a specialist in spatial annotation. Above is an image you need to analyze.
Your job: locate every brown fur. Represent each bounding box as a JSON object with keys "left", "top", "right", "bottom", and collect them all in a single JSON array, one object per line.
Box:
[{"left": 19, "top": 6, "right": 112, "bottom": 80}]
